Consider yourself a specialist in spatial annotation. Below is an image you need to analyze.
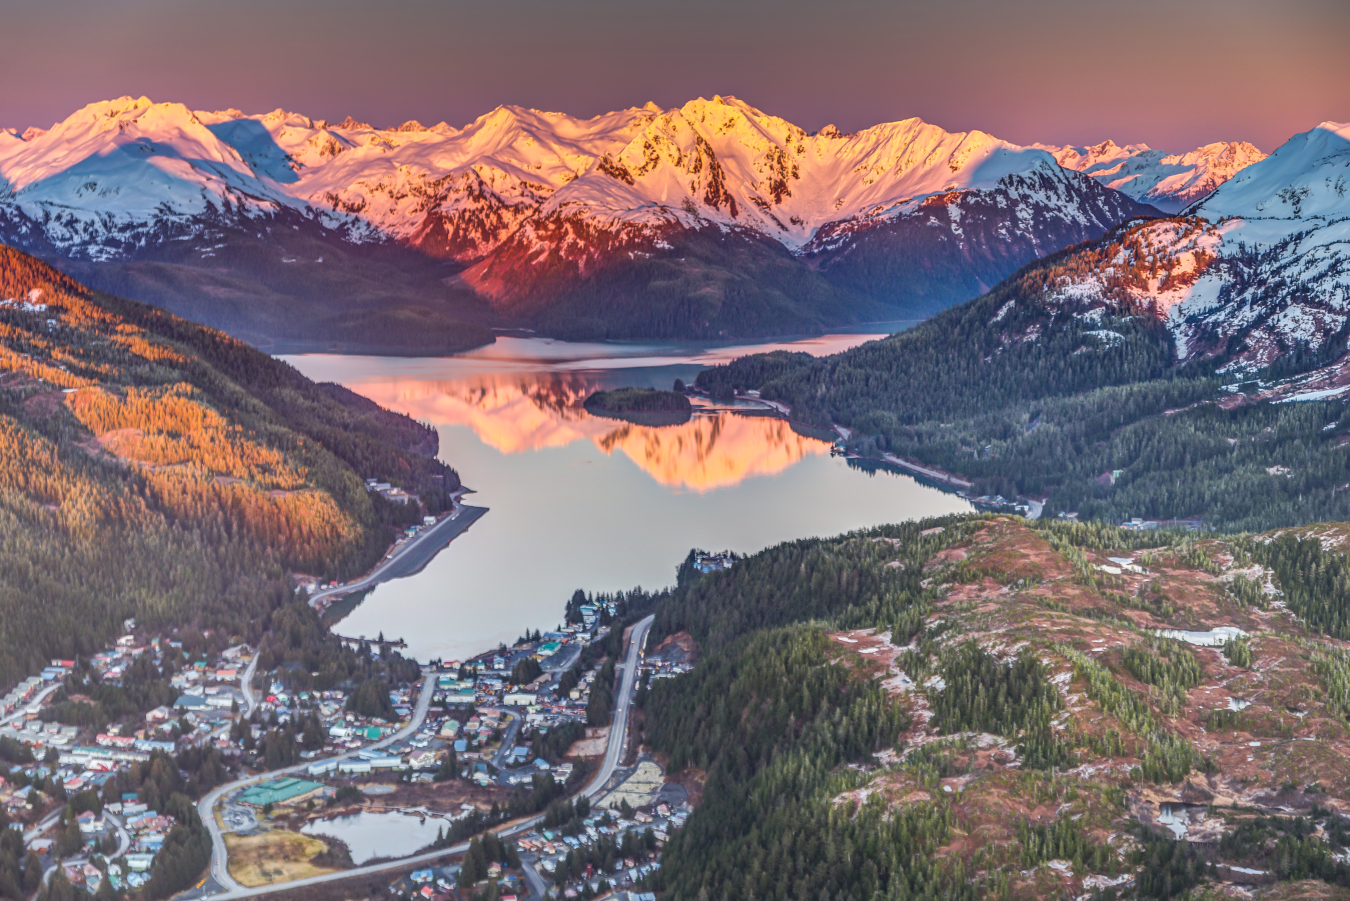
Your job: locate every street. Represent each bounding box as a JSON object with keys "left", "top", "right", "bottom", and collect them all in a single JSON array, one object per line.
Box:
[{"left": 196, "top": 614, "right": 653, "bottom": 899}]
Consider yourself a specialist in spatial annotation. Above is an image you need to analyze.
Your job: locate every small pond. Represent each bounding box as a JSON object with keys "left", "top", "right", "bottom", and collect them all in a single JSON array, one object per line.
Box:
[{"left": 302, "top": 810, "right": 451, "bottom": 864}]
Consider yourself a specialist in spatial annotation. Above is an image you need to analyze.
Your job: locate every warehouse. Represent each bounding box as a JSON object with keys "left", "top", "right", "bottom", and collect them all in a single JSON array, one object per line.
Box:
[{"left": 236, "top": 777, "right": 326, "bottom": 809}]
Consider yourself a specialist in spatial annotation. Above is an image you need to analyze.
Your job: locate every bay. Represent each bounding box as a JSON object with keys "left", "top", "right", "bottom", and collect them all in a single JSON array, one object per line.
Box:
[{"left": 285, "top": 329, "right": 970, "bottom": 662}]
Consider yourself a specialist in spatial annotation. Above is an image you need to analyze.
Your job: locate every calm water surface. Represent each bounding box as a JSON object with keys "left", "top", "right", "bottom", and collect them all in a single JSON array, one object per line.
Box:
[
  {"left": 302, "top": 810, "right": 446, "bottom": 864},
  {"left": 285, "top": 329, "right": 970, "bottom": 662}
]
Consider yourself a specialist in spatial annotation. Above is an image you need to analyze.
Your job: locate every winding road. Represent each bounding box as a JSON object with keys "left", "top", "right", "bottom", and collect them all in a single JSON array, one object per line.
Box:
[
  {"left": 198, "top": 665, "right": 437, "bottom": 894},
  {"left": 198, "top": 614, "right": 653, "bottom": 899}
]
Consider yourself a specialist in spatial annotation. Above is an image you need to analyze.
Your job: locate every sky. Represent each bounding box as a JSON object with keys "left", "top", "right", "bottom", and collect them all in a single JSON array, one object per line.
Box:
[{"left": 2, "top": 0, "right": 1347, "bottom": 152}]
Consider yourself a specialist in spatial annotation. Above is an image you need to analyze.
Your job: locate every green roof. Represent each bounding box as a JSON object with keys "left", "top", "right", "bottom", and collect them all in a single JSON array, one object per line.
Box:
[{"left": 237, "top": 777, "right": 324, "bottom": 807}]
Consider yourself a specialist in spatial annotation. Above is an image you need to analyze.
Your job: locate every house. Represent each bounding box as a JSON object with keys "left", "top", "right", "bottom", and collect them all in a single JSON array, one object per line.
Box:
[
  {"left": 145, "top": 706, "right": 172, "bottom": 723},
  {"left": 173, "top": 694, "right": 207, "bottom": 711}
]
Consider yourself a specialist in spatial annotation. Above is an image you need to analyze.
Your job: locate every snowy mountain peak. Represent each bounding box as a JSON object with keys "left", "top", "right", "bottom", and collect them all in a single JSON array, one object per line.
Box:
[
  {"left": 1196, "top": 122, "right": 1348, "bottom": 225},
  {"left": 1047, "top": 136, "right": 1266, "bottom": 213},
  {"left": 1017, "top": 122, "right": 1349, "bottom": 375}
]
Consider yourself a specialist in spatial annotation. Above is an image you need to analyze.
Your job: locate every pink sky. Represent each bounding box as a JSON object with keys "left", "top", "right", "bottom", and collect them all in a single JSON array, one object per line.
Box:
[{"left": 2, "top": 0, "right": 1346, "bottom": 152}]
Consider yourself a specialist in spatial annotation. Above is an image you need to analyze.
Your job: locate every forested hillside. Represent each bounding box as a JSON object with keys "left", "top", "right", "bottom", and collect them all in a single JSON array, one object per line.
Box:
[
  {"left": 695, "top": 221, "right": 1350, "bottom": 531},
  {"left": 641, "top": 515, "right": 1350, "bottom": 900},
  {"left": 0, "top": 244, "right": 455, "bottom": 684}
]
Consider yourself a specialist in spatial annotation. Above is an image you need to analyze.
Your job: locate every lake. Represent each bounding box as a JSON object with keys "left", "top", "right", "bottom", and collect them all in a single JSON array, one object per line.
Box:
[{"left": 285, "top": 329, "right": 971, "bottom": 662}]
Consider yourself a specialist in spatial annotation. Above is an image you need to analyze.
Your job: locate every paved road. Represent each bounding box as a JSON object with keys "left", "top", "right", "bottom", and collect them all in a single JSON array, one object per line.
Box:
[
  {"left": 520, "top": 857, "right": 549, "bottom": 901},
  {"left": 240, "top": 653, "right": 259, "bottom": 718},
  {"left": 579, "top": 617, "right": 652, "bottom": 804},
  {"left": 2, "top": 683, "right": 60, "bottom": 728},
  {"left": 198, "top": 670, "right": 437, "bottom": 893},
  {"left": 201, "top": 614, "right": 654, "bottom": 899},
  {"left": 490, "top": 712, "right": 522, "bottom": 774},
  {"left": 308, "top": 505, "right": 489, "bottom": 607},
  {"left": 24, "top": 809, "right": 64, "bottom": 844},
  {"left": 879, "top": 452, "right": 974, "bottom": 490}
]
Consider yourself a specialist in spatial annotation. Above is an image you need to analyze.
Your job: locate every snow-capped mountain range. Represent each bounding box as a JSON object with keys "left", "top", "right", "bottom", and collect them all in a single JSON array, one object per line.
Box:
[
  {"left": 1012, "top": 121, "right": 1350, "bottom": 382},
  {"left": 1039, "top": 139, "right": 1266, "bottom": 213},
  {"left": 0, "top": 95, "right": 1272, "bottom": 342}
]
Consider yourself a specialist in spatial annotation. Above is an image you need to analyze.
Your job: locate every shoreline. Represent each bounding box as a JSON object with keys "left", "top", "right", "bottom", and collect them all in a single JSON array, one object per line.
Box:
[
  {"left": 309, "top": 504, "right": 490, "bottom": 615},
  {"left": 719, "top": 393, "right": 1047, "bottom": 517}
]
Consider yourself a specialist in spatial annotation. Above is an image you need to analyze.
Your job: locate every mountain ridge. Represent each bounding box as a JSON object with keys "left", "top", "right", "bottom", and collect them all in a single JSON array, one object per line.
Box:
[
  {"left": 0, "top": 95, "right": 1250, "bottom": 344},
  {"left": 691, "top": 120, "right": 1350, "bottom": 530}
]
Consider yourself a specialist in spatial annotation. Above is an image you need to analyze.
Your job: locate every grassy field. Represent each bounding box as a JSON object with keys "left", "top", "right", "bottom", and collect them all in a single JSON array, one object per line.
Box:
[{"left": 225, "top": 829, "right": 340, "bottom": 887}]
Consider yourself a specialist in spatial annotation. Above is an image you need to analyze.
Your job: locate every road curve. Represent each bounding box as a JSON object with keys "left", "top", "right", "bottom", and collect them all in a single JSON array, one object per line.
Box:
[
  {"left": 199, "top": 668, "right": 437, "bottom": 893},
  {"left": 201, "top": 615, "right": 654, "bottom": 899},
  {"left": 240, "top": 653, "right": 259, "bottom": 718}
]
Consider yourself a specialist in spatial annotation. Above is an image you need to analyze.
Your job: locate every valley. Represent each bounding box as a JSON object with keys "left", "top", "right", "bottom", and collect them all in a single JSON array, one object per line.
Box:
[{"left": 0, "top": 31, "right": 1345, "bottom": 901}]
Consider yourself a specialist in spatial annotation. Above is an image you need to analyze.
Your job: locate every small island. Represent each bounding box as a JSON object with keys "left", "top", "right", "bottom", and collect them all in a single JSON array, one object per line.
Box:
[{"left": 583, "top": 387, "right": 693, "bottom": 426}]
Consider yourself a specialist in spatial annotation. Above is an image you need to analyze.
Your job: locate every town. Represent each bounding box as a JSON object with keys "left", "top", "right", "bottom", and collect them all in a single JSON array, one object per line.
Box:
[{"left": 0, "top": 585, "right": 702, "bottom": 901}]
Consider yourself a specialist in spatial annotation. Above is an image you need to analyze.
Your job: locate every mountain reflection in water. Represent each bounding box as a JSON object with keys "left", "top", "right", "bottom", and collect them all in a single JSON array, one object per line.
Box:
[
  {"left": 283, "top": 332, "right": 969, "bottom": 662},
  {"left": 342, "top": 370, "right": 825, "bottom": 491}
]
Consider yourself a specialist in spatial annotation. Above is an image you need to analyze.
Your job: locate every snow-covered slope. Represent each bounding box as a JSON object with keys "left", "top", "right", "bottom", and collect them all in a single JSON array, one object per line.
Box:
[
  {"left": 1043, "top": 139, "right": 1266, "bottom": 213},
  {"left": 461, "top": 96, "right": 1157, "bottom": 314},
  {"left": 0, "top": 94, "right": 1162, "bottom": 338},
  {"left": 0, "top": 96, "right": 656, "bottom": 261},
  {"left": 1010, "top": 122, "right": 1350, "bottom": 374}
]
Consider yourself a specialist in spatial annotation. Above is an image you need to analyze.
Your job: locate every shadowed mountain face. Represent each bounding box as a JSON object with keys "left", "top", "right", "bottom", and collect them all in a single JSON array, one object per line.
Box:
[
  {"left": 691, "top": 123, "right": 1350, "bottom": 533},
  {"left": 0, "top": 96, "right": 1178, "bottom": 346}
]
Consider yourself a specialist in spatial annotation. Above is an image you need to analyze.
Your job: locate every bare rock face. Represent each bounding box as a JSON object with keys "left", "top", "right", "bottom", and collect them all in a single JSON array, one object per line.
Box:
[{"left": 0, "top": 95, "right": 1272, "bottom": 340}]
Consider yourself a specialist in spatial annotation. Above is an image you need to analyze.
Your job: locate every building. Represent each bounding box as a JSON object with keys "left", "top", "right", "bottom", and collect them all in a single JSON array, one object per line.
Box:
[{"left": 236, "top": 777, "right": 325, "bottom": 809}]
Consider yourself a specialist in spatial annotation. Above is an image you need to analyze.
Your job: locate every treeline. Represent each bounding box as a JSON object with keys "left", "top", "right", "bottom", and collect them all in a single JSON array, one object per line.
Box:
[
  {"left": 649, "top": 518, "right": 970, "bottom": 653},
  {"left": 691, "top": 221, "right": 1350, "bottom": 532},
  {"left": 635, "top": 517, "right": 1236, "bottom": 899},
  {"left": 1250, "top": 533, "right": 1350, "bottom": 638},
  {"left": 645, "top": 626, "right": 962, "bottom": 901}
]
